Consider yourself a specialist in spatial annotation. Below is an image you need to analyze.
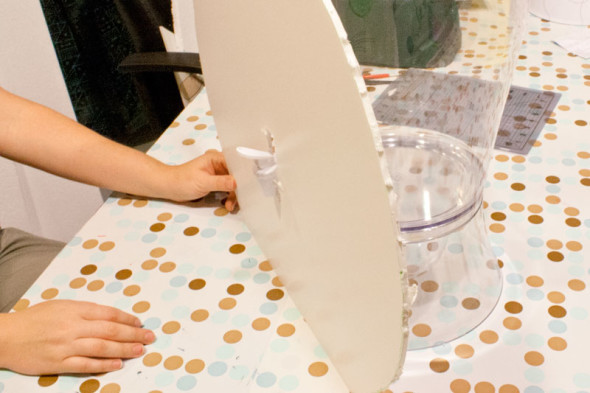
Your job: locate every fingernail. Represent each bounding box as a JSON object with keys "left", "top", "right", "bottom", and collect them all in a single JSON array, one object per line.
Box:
[
  {"left": 133, "top": 344, "right": 144, "bottom": 356},
  {"left": 145, "top": 331, "right": 156, "bottom": 343},
  {"left": 134, "top": 318, "right": 142, "bottom": 327},
  {"left": 112, "top": 359, "right": 123, "bottom": 370}
]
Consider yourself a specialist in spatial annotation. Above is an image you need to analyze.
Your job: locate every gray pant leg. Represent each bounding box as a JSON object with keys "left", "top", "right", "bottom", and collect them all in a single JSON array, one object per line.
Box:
[{"left": 0, "top": 228, "right": 65, "bottom": 313}]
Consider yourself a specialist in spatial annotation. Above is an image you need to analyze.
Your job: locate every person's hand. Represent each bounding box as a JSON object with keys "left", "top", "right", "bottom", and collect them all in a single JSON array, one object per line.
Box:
[
  {"left": 0, "top": 300, "right": 155, "bottom": 375},
  {"left": 163, "top": 149, "right": 237, "bottom": 211}
]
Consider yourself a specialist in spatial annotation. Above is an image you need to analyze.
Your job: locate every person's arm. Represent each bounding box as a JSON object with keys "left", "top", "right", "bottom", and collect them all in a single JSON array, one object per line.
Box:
[
  {"left": 0, "top": 87, "right": 236, "bottom": 210},
  {"left": 0, "top": 300, "right": 155, "bottom": 375}
]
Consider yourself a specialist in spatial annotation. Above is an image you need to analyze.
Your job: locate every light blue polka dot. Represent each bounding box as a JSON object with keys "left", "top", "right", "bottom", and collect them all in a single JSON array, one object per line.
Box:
[
  {"left": 241, "top": 258, "right": 258, "bottom": 269},
  {"left": 124, "top": 232, "right": 141, "bottom": 241},
  {"left": 0, "top": 371, "right": 12, "bottom": 381},
  {"left": 527, "top": 237, "right": 544, "bottom": 247},
  {"left": 106, "top": 281, "right": 123, "bottom": 293},
  {"left": 236, "top": 232, "right": 252, "bottom": 242},
  {"left": 528, "top": 226, "right": 544, "bottom": 236},
  {"left": 528, "top": 249, "right": 545, "bottom": 260},
  {"left": 548, "top": 320, "right": 567, "bottom": 333},
  {"left": 260, "top": 302, "right": 278, "bottom": 315},
  {"left": 513, "top": 163, "right": 526, "bottom": 172},
  {"left": 527, "top": 289, "right": 544, "bottom": 301},
  {"left": 229, "top": 365, "right": 249, "bottom": 380},
  {"left": 524, "top": 387, "right": 545, "bottom": 393},
  {"left": 566, "top": 228, "right": 582, "bottom": 239},
  {"left": 142, "top": 233, "right": 158, "bottom": 243},
  {"left": 51, "top": 273, "right": 69, "bottom": 286},
  {"left": 503, "top": 331, "right": 522, "bottom": 345},
  {"left": 448, "top": 243, "right": 463, "bottom": 253},
  {"left": 568, "top": 265, "right": 585, "bottom": 277},
  {"left": 113, "top": 297, "right": 132, "bottom": 311},
  {"left": 174, "top": 214, "right": 189, "bottom": 223},
  {"left": 117, "top": 218, "right": 132, "bottom": 228},
  {"left": 170, "top": 276, "right": 187, "bottom": 287},
  {"left": 232, "top": 314, "right": 250, "bottom": 327},
  {"left": 208, "top": 217, "right": 224, "bottom": 227},
  {"left": 58, "top": 289, "right": 77, "bottom": 300},
  {"left": 90, "top": 252, "right": 107, "bottom": 263},
  {"left": 233, "top": 270, "right": 251, "bottom": 281},
  {"left": 507, "top": 273, "right": 524, "bottom": 284},
  {"left": 161, "top": 289, "right": 179, "bottom": 301},
  {"left": 208, "top": 361, "right": 228, "bottom": 376},
  {"left": 143, "top": 317, "right": 162, "bottom": 329},
  {"left": 314, "top": 345, "right": 328, "bottom": 359},
  {"left": 270, "top": 338, "right": 289, "bottom": 353},
  {"left": 216, "top": 344, "right": 236, "bottom": 359},
  {"left": 158, "top": 235, "right": 175, "bottom": 246},
  {"left": 442, "top": 282, "right": 459, "bottom": 293},
  {"left": 491, "top": 201, "right": 507, "bottom": 210},
  {"left": 256, "top": 372, "right": 277, "bottom": 388},
  {"left": 109, "top": 206, "right": 124, "bottom": 216},
  {"left": 172, "top": 305, "right": 191, "bottom": 319},
  {"left": 546, "top": 185, "right": 561, "bottom": 193},
  {"left": 211, "top": 311, "right": 230, "bottom": 324},
  {"left": 201, "top": 228, "right": 217, "bottom": 238},
  {"left": 155, "top": 371, "right": 175, "bottom": 387},
  {"left": 408, "top": 338, "right": 429, "bottom": 349},
  {"left": 529, "top": 156, "right": 542, "bottom": 164},
  {"left": 97, "top": 266, "right": 115, "bottom": 278},
  {"left": 283, "top": 308, "right": 301, "bottom": 321},
  {"left": 452, "top": 359, "right": 473, "bottom": 375},
  {"left": 279, "top": 375, "right": 300, "bottom": 391},
  {"left": 196, "top": 266, "right": 213, "bottom": 276},
  {"left": 574, "top": 373, "right": 590, "bottom": 388},
  {"left": 525, "top": 368, "right": 545, "bottom": 383},
  {"left": 215, "top": 268, "right": 232, "bottom": 279},
  {"left": 562, "top": 158, "right": 576, "bottom": 166},
  {"left": 568, "top": 253, "right": 584, "bottom": 264},
  {"left": 570, "top": 307, "right": 588, "bottom": 320},
  {"left": 525, "top": 333, "right": 544, "bottom": 348},
  {"left": 492, "top": 246, "right": 504, "bottom": 256},
  {"left": 437, "top": 309, "right": 456, "bottom": 323},
  {"left": 57, "top": 248, "right": 72, "bottom": 258},
  {"left": 57, "top": 376, "right": 77, "bottom": 390},
  {"left": 177, "top": 375, "right": 197, "bottom": 391},
  {"left": 463, "top": 283, "right": 481, "bottom": 296},
  {"left": 254, "top": 273, "right": 271, "bottom": 284},
  {"left": 432, "top": 342, "right": 452, "bottom": 355},
  {"left": 68, "top": 237, "right": 83, "bottom": 246},
  {"left": 440, "top": 295, "right": 458, "bottom": 308}
]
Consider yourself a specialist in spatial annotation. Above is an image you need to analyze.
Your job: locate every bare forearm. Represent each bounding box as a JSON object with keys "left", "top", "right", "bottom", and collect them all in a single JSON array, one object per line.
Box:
[{"left": 0, "top": 87, "right": 171, "bottom": 198}]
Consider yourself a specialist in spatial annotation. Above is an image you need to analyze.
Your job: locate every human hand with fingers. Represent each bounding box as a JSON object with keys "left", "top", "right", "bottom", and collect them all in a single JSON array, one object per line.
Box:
[{"left": 0, "top": 300, "right": 155, "bottom": 375}]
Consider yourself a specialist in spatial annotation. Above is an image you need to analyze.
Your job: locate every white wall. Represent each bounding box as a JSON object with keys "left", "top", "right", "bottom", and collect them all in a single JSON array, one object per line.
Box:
[{"left": 0, "top": 1, "right": 106, "bottom": 242}]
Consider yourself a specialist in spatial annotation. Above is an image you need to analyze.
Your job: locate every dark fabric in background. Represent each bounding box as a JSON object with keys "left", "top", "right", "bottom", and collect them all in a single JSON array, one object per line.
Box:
[{"left": 39, "top": 0, "right": 183, "bottom": 146}]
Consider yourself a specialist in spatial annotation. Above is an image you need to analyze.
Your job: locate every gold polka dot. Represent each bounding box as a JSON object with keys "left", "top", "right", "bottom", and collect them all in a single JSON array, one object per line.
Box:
[
  {"left": 259, "top": 261, "right": 273, "bottom": 271},
  {"left": 455, "top": 344, "right": 474, "bottom": 359},
  {"left": 266, "top": 288, "right": 284, "bottom": 301},
  {"left": 525, "top": 351, "right": 544, "bottom": 366},
  {"left": 183, "top": 227, "right": 199, "bottom": 236},
  {"left": 80, "top": 379, "right": 100, "bottom": 393},
  {"left": 70, "top": 277, "right": 87, "bottom": 289},
  {"left": 548, "top": 337, "right": 567, "bottom": 351},
  {"left": 277, "top": 323, "right": 296, "bottom": 337},
  {"left": 429, "top": 358, "right": 450, "bottom": 373},
  {"left": 100, "top": 383, "right": 121, "bottom": 393},
  {"left": 489, "top": 223, "right": 505, "bottom": 233},
  {"left": 143, "top": 352, "right": 163, "bottom": 367},
  {"left": 462, "top": 297, "right": 481, "bottom": 310},
  {"left": 116, "top": 269, "right": 132, "bottom": 280},
  {"left": 214, "top": 207, "right": 229, "bottom": 217},
  {"left": 564, "top": 207, "right": 580, "bottom": 216},
  {"left": 157, "top": 213, "right": 173, "bottom": 221},
  {"left": 185, "top": 359, "right": 205, "bottom": 374},
  {"left": 142, "top": 259, "right": 158, "bottom": 270},
  {"left": 194, "top": 124, "right": 207, "bottom": 130},
  {"left": 38, "top": 375, "right": 58, "bottom": 387},
  {"left": 41, "top": 288, "right": 59, "bottom": 300},
  {"left": 527, "top": 276, "right": 544, "bottom": 287},
  {"left": 169, "top": 121, "right": 180, "bottom": 128},
  {"left": 509, "top": 203, "right": 524, "bottom": 212},
  {"left": 528, "top": 215, "right": 544, "bottom": 224},
  {"left": 546, "top": 176, "right": 560, "bottom": 184},
  {"left": 80, "top": 264, "right": 98, "bottom": 275},
  {"left": 528, "top": 204, "right": 543, "bottom": 213},
  {"left": 580, "top": 178, "right": 590, "bottom": 187},
  {"left": 182, "top": 138, "right": 195, "bottom": 146},
  {"left": 494, "top": 172, "right": 508, "bottom": 180},
  {"left": 308, "top": 361, "right": 329, "bottom": 377},
  {"left": 474, "top": 382, "right": 495, "bottom": 393},
  {"left": 150, "top": 248, "right": 167, "bottom": 258},
  {"left": 219, "top": 297, "right": 237, "bottom": 310},
  {"left": 546, "top": 239, "right": 563, "bottom": 249},
  {"left": 512, "top": 155, "right": 525, "bottom": 163},
  {"left": 566, "top": 217, "right": 581, "bottom": 227},
  {"left": 123, "top": 285, "right": 141, "bottom": 296},
  {"left": 133, "top": 199, "right": 148, "bottom": 207},
  {"left": 495, "top": 154, "right": 509, "bottom": 162},
  {"left": 87, "top": 280, "right": 105, "bottom": 292},
  {"left": 159, "top": 262, "right": 176, "bottom": 273},
  {"left": 505, "top": 301, "right": 523, "bottom": 314},
  {"left": 227, "top": 283, "right": 245, "bottom": 295},
  {"left": 83, "top": 239, "right": 99, "bottom": 249},
  {"left": 229, "top": 244, "right": 246, "bottom": 254},
  {"left": 132, "top": 301, "right": 150, "bottom": 313},
  {"left": 409, "top": 323, "right": 430, "bottom": 337},
  {"left": 162, "top": 321, "right": 181, "bottom": 334},
  {"left": 499, "top": 384, "right": 519, "bottom": 393},
  {"left": 545, "top": 195, "right": 560, "bottom": 204},
  {"left": 12, "top": 298, "right": 30, "bottom": 311},
  {"left": 164, "top": 355, "right": 184, "bottom": 370},
  {"left": 575, "top": 120, "right": 588, "bottom": 127},
  {"left": 272, "top": 277, "right": 284, "bottom": 287},
  {"left": 99, "top": 241, "right": 115, "bottom": 251},
  {"left": 568, "top": 279, "right": 586, "bottom": 291},
  {"left": 191, "top": 309, "right": 209, "bottom": 322},
  {"left": 150, "top": 223, "right": 165, "bottom": 232},
  {"left": 421, "top": 280, "right": 439, "bottom": 292},
  {"left": 117, "top": 198, "right": 132, "bottom": 206},
  {"left": 189, "top": 278, "right": 206, "bottom": 290},
  {"left": 548, "top": 305, "right": 566, "bottom": 318},
  {"left": 511, "top": 183, "right": 525, "bottom": 191},
  {"left": 223, "top": 330, "right": 242, "bottom": 344},
  {"left": 252, "top": 317, "right": 271, "bottom": 331},
  {"left": 479, "top": 330, "right": 499, "bottom": 344},
  {"left": 503, "top": 317, "right": 522, "bottom": 330},
  {"left": 187, "top": 116, "right": 200, "bottom": 122},
  {"left": 491, "top": 212, "right": 506, "bottom": 221},
  {"left": 580, "top": 169, "right": 590, "bottom": 177},
  {"left": 578, "top": 151, "right": 590, "bottom": 159},
  {"left": 451, "top": 379, "right": 471, "bottom": 393},
  {"left": 547, "top": 251, "right": 564, "bottom": 262},
  {"left": 547, "top": 292, "right": 565, "bottom": 305},
  {"left": 558, "top": 105, "right": 570, "bottom": 111}
]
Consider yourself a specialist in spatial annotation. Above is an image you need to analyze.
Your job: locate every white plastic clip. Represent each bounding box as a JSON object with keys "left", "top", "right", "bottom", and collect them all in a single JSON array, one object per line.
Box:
[{"left": 236, "top": 146, "right": 278, "bottom": 197}]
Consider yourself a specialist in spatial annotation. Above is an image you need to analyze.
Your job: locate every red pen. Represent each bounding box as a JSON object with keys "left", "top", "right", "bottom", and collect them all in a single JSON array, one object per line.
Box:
[{"left": 363, "top": 73, "right": 394, "bottom": 80}]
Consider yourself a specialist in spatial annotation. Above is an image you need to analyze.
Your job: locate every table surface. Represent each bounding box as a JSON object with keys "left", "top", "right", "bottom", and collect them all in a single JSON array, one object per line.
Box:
[{"left": 2, "top": 13, "right": 589, "bottom": 393}]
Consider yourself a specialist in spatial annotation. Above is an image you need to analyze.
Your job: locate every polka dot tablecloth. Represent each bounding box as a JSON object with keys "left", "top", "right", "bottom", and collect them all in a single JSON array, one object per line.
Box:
[{"left": 2, "top": 13, "right": 589, "bottom": 393}]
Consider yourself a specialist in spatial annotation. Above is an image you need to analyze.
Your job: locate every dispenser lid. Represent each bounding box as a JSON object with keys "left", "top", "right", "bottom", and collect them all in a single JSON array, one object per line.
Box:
[{"left": 195, "top": 1, "right": 408, "bottom": 392}]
